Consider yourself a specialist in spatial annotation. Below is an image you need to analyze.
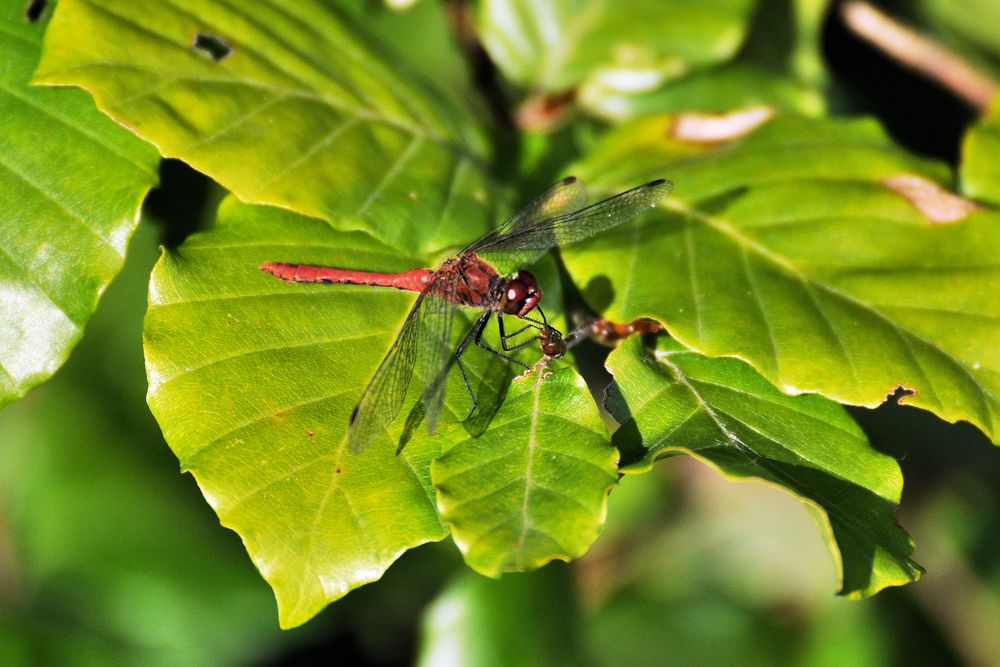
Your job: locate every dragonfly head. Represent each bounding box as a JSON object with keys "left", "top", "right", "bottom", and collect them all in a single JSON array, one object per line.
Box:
[
  {"left": 500, "top": 270, "right": 541, "bottom": 317},
  {"left": 538, "top": 326, "right": 566, "bottom": 358}
]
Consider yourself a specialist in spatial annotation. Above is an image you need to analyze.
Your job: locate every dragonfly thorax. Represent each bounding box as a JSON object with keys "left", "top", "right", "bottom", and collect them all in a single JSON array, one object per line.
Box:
[{"left": 499, "top": 270, "right": 541, "bottom": 317}]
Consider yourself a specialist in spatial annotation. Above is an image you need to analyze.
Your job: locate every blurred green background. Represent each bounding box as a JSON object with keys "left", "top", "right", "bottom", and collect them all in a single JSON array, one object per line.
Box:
[{"left": 3, "top": 1, "right": 1000, "bottom": 665}]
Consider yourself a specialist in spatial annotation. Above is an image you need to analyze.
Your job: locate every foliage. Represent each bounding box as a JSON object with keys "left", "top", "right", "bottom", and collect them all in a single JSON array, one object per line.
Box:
[
  {"left": 962, "top": 96, "right": 1000, "bottom": 204},
  {"left": 0, "top": 0, "right": 158, "bottom": 409},
  {"left": 2, "top": 0, "right": 999, "bottom": 656}
]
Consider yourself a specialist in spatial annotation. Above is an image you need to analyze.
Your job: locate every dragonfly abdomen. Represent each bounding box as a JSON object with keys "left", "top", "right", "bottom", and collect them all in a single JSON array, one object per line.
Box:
[{"left": 260, "top": 262, "right": 433, "bottom": 292}]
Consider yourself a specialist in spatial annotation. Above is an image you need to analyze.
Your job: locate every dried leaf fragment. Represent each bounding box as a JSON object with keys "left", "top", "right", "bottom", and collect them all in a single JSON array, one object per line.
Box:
[
  {"left": 670, "top": 106, "right": 775, "bottom": 144},
  {"left": 883, "top": 174, "right": 978, "bottom": 223}
]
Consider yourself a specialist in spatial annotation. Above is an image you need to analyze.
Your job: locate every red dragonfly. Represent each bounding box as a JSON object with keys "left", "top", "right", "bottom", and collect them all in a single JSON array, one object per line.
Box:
[{"left": 261, "top": 176, "right": 672, "bottom": 453}]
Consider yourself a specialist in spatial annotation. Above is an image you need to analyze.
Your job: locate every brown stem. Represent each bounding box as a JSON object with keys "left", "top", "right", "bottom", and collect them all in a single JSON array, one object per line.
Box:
[{"left": 841, "top": 1, "right": 999, "bottom": 112}]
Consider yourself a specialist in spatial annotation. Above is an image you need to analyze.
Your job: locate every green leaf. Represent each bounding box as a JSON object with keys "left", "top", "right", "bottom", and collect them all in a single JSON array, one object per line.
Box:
[
  {"left": 961, "top": 94, "right": 1000, "bottom": 205},
  {"left": 432, "top": 367, "right": 617, "bottom": 576},
  {"left": 339, "top": 0, "right": 475, "bottom": 99},
  {"left": 0, "top": 0, "right": 158, "bottom": 409},
  {"left": 587, "top": 63, "right": 825, "bottom": 122},
  {"left": 590, "top": 0, "right": 830, "bottom": 122},
  {"left": 34, "top": 0, "right": 496, "bottom": 254},
  {"left": 418, "top": 567, "right": 587, "bottom": 667},
  {"left": 144, "top": 199, "right": 451, "bottom": 628},
  {"left": 607, "top": 336, "right": 921, "bottom": 596},
  {"left": 476, "top": 0, "right": 757, "bottom": 96},
  {"left": 563, "top": 113, "right": 1000, "bottom": 443},
  {"left": 739, "top": 0, "right": 829, "bottom": 86}
]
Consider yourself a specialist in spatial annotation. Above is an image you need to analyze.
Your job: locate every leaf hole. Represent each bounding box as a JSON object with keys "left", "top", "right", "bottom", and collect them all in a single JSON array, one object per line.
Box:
[
  {"left": 887, "top": 385, "right": 917, "bottom": 404},
  {"left": 193, "top": 32, "right": 232, "bottom": 61},
  {"left": 24, "top": 0, "right": 47, "bottom": 22}
]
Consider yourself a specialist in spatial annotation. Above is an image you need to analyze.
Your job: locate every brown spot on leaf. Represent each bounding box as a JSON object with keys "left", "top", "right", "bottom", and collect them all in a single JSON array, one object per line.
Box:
[
  {"left": 306, "top": 429, "right": 315, "bottom": 437},
  {"left": 883, "top": 174, "right": 978, "bottom": 223},
  {"left": 670, "top": 106, "right": 774, "bottom": 144}
]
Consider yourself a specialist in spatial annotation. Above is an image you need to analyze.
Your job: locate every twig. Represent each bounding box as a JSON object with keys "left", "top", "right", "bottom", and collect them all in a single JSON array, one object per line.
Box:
[{"left": 841, "top": 1, "right": 999, "bottom": 112}]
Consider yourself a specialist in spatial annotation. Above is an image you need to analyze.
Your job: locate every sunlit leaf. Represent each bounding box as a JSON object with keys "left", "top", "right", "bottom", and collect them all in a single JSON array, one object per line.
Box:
[
  {"left": 961, "top": 94, "right": 1000, "bottom": 205},
  {"left": 432, "top": 368, "right": 617, "bottom": 576},
  {"left": 608, "top": 336, "right": 920, "bottom": 596},
  {"left": 35, "top": 0, "right": 496, "bottom": 254},
  {"left": 144, "top": 199, "right": 452, "bottom": 628},
  {"left": 563, "top": 113, "right": 1000, "bottom": 443},
  {"left": 0, "top": 0, "right": 158, "bottom": 409},
  {"left": 143, "top": 193, "right": 574, "bottom": 627}
]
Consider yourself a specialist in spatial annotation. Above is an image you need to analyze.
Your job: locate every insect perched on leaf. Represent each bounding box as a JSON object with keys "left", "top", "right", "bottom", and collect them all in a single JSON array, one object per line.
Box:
[{"left": 262, "top": 177, "right": 672, "bottom": 453}]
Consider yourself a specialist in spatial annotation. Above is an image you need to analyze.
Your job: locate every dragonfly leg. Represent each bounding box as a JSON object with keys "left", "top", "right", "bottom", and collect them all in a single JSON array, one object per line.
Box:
[
  {"left": 498, "top": 315, "right": 542, "bottom": 352},
  {"left": 515, "top": 306, "right": 560, "bottom": 333},
  {"left": 477, "top": 316, "right": 532, "bottom": 369},
  {"left": 502, "top": 322, "right": 537, "bottom": 339},
  {"left": 455, "top": 312, "right": 493, "bottom": 419}
]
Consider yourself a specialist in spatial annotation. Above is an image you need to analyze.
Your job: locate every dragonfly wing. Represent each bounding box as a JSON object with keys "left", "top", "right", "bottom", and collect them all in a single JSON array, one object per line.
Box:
[
  {"left": 418, "top": 272, "right": 459, "bottom": 433},
  {"left": 348, "top": 293, "right": 424, "bottom": 454},
  {"left": 465, "top": 176, "right": 587, "bottom": 255},
  {"left": 474, "top": 179, "right": 673, "bottom": 269}
]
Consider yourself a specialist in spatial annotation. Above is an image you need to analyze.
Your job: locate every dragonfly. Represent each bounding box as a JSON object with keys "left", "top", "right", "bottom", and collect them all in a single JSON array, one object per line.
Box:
[{"left": 261, "top": 176, "right": 672, "bottom": 453}]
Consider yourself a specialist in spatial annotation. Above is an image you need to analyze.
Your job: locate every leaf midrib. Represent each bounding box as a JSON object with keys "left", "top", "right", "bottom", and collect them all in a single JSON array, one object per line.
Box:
[{"left": 651, "top": 352, "right": 897, "bottom": 542}]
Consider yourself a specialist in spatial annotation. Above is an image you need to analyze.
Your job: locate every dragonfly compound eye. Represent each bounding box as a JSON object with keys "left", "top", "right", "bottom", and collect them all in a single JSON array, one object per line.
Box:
[
  {"left": 502, "top": 280, "right": 529, "bottom": 315},
  {"left": 501, "top": 271, "right": 541, "bottom": 316}
]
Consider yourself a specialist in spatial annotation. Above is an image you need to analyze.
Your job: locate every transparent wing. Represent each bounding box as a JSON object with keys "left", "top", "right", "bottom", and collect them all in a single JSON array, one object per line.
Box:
[
  {"left": 471, "top": 179, "right": 672, "bottom": 270},
  {"left": 464, "top": 176, "right": 587, "bottom": 255},
  {"left": 418, "top": 272, "right": 459, "bottom": 433},
  {"left": 348, "top": 293, "right": 424, "bottom": 454}
]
